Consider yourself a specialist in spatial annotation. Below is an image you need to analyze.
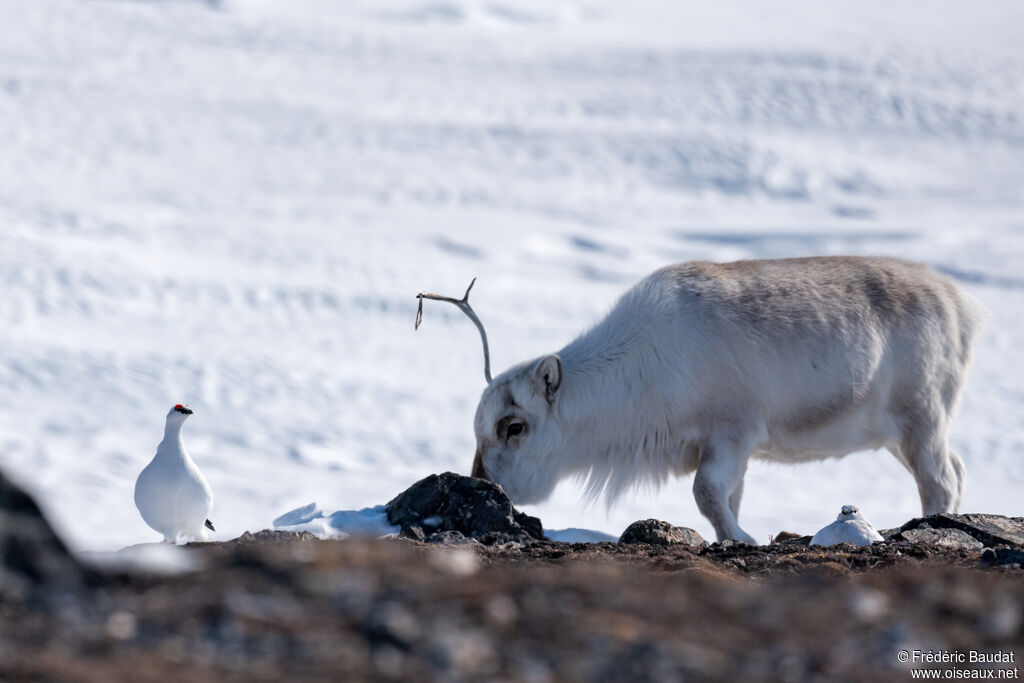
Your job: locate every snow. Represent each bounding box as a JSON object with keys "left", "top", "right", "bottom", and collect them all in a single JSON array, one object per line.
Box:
[
  {"left": 82, "top": 543, "right": 203, "bottom": 575},
  {"left": 272, "top": 502, "right": 323, "bottom": 528},
  {"left": 1, "top": 0, "right": 1022, "bottom": 551},
  {"left": 272, "top": 503, "right": 399, "bottom": 540},
  {"left": 546, "top": 528, "right": 619, "bottom": 543}
]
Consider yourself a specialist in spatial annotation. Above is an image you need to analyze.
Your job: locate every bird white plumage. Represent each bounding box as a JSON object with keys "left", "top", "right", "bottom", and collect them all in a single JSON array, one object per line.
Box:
[
  {"left": 134, "top": 404, "right": 214, "bottom": 543},
  {"left": 810, "top": 505, "right": 884, "bottom": 547}
]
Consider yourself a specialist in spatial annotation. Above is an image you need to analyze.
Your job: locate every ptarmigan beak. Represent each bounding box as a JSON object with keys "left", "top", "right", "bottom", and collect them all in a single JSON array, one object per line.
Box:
[{"left": 173, "top": 404, "right": 194, "bottom": 415}]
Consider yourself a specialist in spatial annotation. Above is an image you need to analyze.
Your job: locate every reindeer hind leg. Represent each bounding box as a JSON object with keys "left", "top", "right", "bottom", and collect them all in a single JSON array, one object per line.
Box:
[{"left": 900, "top": 416, "right": 959, "bottom": 516}]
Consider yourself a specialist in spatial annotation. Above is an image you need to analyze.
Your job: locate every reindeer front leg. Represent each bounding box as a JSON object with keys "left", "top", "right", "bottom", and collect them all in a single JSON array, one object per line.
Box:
[{"left": 692, "top": 432, "right": 759, "bottom": 545}]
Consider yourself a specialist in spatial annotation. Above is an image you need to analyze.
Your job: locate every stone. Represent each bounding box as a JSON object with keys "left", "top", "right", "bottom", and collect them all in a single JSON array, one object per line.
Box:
[
  {"left": 772, "top": 531, "right": 808, "bottom": 545},
  {"left": 399, "top": 525, "right": 427, "bottom": 541},
  {"left": 425, "top": 530, "right": 483, "bottom": 546},
  {"left": 980, "top": 547, "right": 1024, "bottom": 568},
  {"left": 897, "top": 527, "right": 983, "bottom": 551},
  {"left": 0, "top": 470, "right": 84, "bottom": 597},
  {"left": 223, "top": 529, "right": 319, "bottom": 545},
  {"left": 385, "top": 472, "right": 543, "bottom": 546},
  {"left": 899, "top": 514, "right": 1024, "bottom": 548},
  {"left": 618, "top": 519, "right": 707, "bottom": 547}
]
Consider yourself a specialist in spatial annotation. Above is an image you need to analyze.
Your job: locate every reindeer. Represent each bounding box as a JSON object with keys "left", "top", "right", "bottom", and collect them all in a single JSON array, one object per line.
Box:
[{"left": 416, "top": 257, "right": 984, "bottom": 544}]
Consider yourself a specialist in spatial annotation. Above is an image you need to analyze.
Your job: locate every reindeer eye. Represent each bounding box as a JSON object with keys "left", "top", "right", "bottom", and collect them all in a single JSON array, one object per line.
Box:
[{"left": 497, "top": 417, "right": 526, "bottom": 441}]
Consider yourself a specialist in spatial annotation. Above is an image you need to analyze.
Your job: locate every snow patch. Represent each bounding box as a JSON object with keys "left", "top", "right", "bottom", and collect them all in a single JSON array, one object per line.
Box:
[
  {"left": 83, "top": 543, "right": 203, "bottom": 575},
  {"left": 272, "top": 502, "right": 323, "bottom": 528},
  {"left": 273, "top": 503, "right": 399, "bottom": 540},
  {"left": 546, "top": 528, "right": 619, "bottom": 543}
]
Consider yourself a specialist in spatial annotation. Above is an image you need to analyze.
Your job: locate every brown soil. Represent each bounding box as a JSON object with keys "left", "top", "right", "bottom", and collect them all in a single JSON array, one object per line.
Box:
[{"left": 3, "top": 532, "right": 1022, "bottom": 682}]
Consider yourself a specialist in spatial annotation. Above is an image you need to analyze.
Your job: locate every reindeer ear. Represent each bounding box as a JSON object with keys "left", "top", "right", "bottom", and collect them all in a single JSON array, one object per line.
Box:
[{"left": 535, "top": 355, "right": 562, "bottom": 404}]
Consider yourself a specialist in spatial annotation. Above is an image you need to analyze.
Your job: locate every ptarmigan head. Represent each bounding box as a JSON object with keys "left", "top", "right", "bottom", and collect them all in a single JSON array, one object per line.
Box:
[
  {"left": 837, "top": 505, "right": 861, "bottom": 521},
  {"left": 167, "top": 403, "right": 194, "bottom": 421}
]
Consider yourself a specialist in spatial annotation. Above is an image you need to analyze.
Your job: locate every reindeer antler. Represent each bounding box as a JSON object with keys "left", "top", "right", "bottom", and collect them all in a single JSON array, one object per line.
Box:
[{"left": 416, "top": 277, "right": 492, "bottom": 384}]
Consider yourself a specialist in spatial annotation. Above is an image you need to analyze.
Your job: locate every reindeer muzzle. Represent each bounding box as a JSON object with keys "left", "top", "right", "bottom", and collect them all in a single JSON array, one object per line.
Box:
[{"left": 471, "top": 449, "right": 488, "bottom": 480}]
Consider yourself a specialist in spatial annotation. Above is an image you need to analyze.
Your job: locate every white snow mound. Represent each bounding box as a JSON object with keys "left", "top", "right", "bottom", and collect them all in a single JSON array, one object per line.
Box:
[{"left": 273, "top": 503, "right": 399, "bottom": 540}]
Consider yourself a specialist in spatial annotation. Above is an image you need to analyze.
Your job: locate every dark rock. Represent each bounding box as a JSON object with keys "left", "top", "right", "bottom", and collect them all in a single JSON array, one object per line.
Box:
[
  {"left": 771, "top": 531, "right": 806, "bottom": 544},
  {"left": 424, "top": 530, "right": 482, "bottom": 546},
  {"left": 777, "top": 535, "right": 812, "bottom": 546},
  {"left": 618, "top": 519, "right": 707, "bottom": 547},
  {"left": 385, "top": 472, "right": 543, "bottom": 546},
  {"left": 899, "top": 514, "right": 1024, "bottom": 548},
  {"left": 399, "top": 525, "right": 427, "bottom": 541},
  {"left": 221, "top": 529, "right": 320, "bottom": 546},
  {"left": 470, "top": 531, "right": 527, "bottom": 549},
  {"left": 513, "top": 511, "right": 544, "bottom": 541},
  {"left": 980, "top": 547, "right": 1024, "bottom": 568},
  {"left": 896, "top": 527, "right": 983, "bottom": 551},
  {"left": 0, "top": 470, "right": 83, "bottom": 597}
]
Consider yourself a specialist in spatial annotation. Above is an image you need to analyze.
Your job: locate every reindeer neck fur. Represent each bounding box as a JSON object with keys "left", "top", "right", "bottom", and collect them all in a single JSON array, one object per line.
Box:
[{"left": 552, "top": 285, "right": 702, "bottom": 501}]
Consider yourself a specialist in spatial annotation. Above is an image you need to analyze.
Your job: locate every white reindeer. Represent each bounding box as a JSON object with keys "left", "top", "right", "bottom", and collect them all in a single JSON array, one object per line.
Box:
[{"left": 416, "top": 257, "right": 984, "bottom": 544}]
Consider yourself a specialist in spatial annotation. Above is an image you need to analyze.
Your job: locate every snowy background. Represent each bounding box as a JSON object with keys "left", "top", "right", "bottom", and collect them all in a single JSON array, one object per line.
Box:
[{"left": 1, "top": 0, "right": 1022, "bottom": 551}]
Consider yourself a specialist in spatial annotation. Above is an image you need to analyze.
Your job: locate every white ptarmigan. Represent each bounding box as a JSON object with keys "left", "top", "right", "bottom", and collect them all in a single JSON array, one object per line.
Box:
[
  {"left": 810, "top": 505, "right": 884, "bottom": 547},
  {"left": 134, "top": 404, "right": 215, "bottom": 543}
]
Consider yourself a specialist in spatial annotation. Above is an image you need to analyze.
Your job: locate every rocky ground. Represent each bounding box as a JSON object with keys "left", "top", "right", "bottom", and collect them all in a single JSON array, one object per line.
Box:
[{"left": 3, "top": 471, "right": 1023, "bottom": 682}]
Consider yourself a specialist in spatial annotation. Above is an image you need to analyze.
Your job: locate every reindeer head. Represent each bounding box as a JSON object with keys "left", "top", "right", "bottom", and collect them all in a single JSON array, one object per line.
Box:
[
  {"left": 471, "top": 354, "right": 563, "bottom": 504},
  {"left": 416, "top": 279, "right": 565, "bottom": 504}
]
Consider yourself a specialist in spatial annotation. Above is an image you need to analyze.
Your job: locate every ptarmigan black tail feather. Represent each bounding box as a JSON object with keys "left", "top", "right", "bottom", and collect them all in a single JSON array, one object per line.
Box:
[{"left": 205, "top": 519, "right": 215, "bottom": 531}]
